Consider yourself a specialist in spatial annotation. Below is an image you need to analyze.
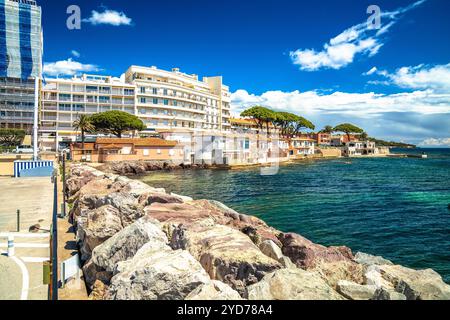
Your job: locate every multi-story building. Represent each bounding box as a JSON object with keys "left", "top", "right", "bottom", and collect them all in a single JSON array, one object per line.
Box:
[
  {"left": 290, "top": 137, "right": 316, "bottom": 157},
  {"left": 39, "top": 74, "right": 136, "bottom": 151},
  {"left": 342, "top": 140, "right": 377, "bottom": 157},
  {"left": 40, "top": 66, "right": 233, "bottom": 151},
  {"left": 0, "top": 0, "right": 42, "bottom": 133},
  {"left": 125, "top": 66, "right": 231, "bottom": 132}
]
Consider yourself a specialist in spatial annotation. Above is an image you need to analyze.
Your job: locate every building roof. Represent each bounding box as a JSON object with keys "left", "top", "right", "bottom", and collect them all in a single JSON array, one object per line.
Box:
[
  {"left": 230, "top": 118, "right": 257, "bottom": 126},
  {"left": 291, "top": 137, "right": 316, "bottom": 142},
  {"left": 96, "top": 138, "right": 178, "bottom": 147},
  {"left": 100, "top": 144, "right": 123, "bottom": 150}
]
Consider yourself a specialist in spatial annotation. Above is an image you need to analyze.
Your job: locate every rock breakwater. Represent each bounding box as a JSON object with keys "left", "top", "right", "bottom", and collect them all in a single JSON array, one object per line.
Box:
[{"left": 67, "top": 164, "right": 450, "bottom": 300}]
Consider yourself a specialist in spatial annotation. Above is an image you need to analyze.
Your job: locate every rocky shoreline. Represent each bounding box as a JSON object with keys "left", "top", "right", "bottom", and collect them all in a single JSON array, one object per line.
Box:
[
  {"left": 96, "top": 160, "right": 211, "bottom": 176},
  {"left": 67, "top": 164, "right": 450, "bottom": 300}
]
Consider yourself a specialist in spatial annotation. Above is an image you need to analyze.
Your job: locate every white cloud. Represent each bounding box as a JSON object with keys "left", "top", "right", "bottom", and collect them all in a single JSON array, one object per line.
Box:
[
  {"left": 43, "top": 58, "right": 99, "bottom": 77},
  {"left": 83, "top": 9, "right": 132, "bottom": 26},
  {"left": 290, "top": 0, "right": 426, "bottom": 71},
  {"left": 231, "top": 87, "right": 450, "bottom": 143},
  {"left": 231, "top": 88, "right": 450, "bottom": 116},
  {"left": 71, "top": 50, "right": 80, "bottom": 58},
  {"left": 363, "top": 66, "right": 378, "bottom": 76},
  {"left": 372, "top": 63, "right": 450, "bottom": 92},
  {"left": 419, "top": 138, "right": 450, "bottom": 147}
]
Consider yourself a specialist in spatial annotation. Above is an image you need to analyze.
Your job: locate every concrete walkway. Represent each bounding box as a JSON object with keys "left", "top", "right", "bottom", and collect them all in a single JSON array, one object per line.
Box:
[{"left": 0, "top": 177, "right": 54, "bottom": 300}]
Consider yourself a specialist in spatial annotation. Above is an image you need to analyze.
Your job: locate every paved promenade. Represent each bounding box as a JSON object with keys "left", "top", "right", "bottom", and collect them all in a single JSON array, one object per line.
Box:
[{"left": 0, "top": 177, "right": 54, "bottom": 300}]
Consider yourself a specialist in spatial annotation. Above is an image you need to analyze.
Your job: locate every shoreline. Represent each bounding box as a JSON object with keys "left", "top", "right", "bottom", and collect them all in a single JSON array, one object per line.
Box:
[
  {"left": 64, "top": 163, "right": 450, "bottom": 300},
  {"left": 94, "top": 153, "right": 397, "bottom": 176}
]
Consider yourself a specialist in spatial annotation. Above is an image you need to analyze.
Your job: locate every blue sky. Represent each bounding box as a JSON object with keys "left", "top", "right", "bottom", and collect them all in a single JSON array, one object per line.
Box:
[{"left": 40, "top": 0, "right": 450, "bottom": 146}]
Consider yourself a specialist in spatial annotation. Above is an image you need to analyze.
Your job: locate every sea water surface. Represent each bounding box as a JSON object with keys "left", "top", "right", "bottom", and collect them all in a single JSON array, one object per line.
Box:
[{"left": 138, "top": 148, "right": 450, "bottom": 283}]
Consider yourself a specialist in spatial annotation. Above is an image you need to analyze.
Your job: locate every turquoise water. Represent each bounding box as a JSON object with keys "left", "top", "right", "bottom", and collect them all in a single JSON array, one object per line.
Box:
[{"left": 139, "top": 148, "right": 450, "bottom": 283}]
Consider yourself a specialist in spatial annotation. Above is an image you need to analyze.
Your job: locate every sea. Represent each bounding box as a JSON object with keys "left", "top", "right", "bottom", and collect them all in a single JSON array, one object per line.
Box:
[{"left": 138, "top": 148, "right": 450, "bottom": 283}]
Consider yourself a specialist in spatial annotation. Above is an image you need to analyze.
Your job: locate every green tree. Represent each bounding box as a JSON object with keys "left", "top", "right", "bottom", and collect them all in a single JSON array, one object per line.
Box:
[
  {"left": 360, "top": 132, "right": 369, "bottom": 140},
  {"left": 333, "top": 123, "right": 364, "bottom": 142},
  {"left": 0, "top": 129, "right": 26, "bottom": 147},
  {"left": 90, "top": 111, "right": 146, "bottom": 138},
  {"left": 320, "top": 125, "right": 334, "bottom": 134},
  {"left": 274, "top": 112, "right": 300, "bottom": 137},
  {"left": 241, "top": 106, "right": 277, "bottom": 135},
  {"left": 291, "top": 117, "right": 315, "bottom": 137},
  {"left": 73, "top": 114, "right": 94, "bottom": 152}
]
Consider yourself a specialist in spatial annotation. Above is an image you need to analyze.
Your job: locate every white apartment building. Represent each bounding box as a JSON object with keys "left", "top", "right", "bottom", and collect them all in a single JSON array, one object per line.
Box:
[
  {"left": 125, "top": 66, "right": 231, "bottom": 132},
  {"left": 39, "top": 66, "right": 232, "bottom": 151},
  {"left": 39, "top": 74, "right": 136, "bottom": 151}
]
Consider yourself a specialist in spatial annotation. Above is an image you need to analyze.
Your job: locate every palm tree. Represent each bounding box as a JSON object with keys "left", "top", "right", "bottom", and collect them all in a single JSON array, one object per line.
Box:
[{"left": 73, "top": 114, "right": 94, "bottom": 153}]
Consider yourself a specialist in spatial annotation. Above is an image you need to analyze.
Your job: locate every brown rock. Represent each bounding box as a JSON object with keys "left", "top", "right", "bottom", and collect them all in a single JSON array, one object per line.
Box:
[
  {"left": 77, "top": 205, "right": 123, "bottom": 261},
  {"left": 278, "top": 233, "right": 354, "bottom": 269},
  {"left": 89, "top": 280, "right": 108, "bottom": 300},
  {"left": 138, "top": 192, "right": 184, "bottom": 206},
  {"left": 171, "top": 222, "right": 282, "bottom": 294}
]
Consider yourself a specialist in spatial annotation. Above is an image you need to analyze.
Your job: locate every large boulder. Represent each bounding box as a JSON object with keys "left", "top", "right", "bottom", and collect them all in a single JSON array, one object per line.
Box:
[
  {"left": 377, "top": 264, "right": 450, "bottom": 300},
  {"left": 171, "top": 222, "right": 282, "bottom": 294},
  {"left": 97, "top": 192, "right": 144, "bottom": 227},
  {"left": 77, "top": 205, "right": 123, "bottom": 261},
  {"left": 313, "top": 260, "right": 365, "bottom": 289},
  {"left": 91, "top": 216, "right": 168, "bottom": 273},
  {"left": 66, "top": 166, "right": 103, "bottom": 197},
  {"left": 259, "top": 240, "right": 284, "bottom": 261},
  {"left": 193, "top": 200, "right": 282, "bottom": 246},
  {"left": 246, "top": 268, "right": 344, "bottom": 300},
  {"left": 138, "top": 192, "right": 184, "bottom": 206},
  {"left": 145, "top": 203, "right": 217, "bottom": 226},
  {"left": 278, "top": 233, "right": 354, "bottom": 269},
  {"left": 336, "top": 280, "right": 377, "bottom": 300},
  {"left": 186, "top": 281, "right": 243, "bottom": 300},
  {"left": 69, "top": 178, "right": 119, "bottom": 222},
  {"left": 114, "top": 176, "right": 165, "bottom": 197},
  {"left": 354, "top": 252, "right": 393, "bottom": 266},
  {"left": 105, "top": 243, "right": 211, "bottom": 300}
]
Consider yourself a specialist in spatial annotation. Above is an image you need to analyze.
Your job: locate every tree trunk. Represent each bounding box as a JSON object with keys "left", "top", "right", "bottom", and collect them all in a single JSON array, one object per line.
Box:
[{"left": 81, "top": 129, "right": 85, "bottom": 155}]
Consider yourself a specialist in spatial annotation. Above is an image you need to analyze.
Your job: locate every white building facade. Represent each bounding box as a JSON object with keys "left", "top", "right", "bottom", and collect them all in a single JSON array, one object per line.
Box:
[{"left": 39, "top": 66, "right": 232, "bottom": 151}]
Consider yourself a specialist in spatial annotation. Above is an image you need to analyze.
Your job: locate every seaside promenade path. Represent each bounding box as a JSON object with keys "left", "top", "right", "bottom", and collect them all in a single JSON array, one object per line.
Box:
[{"left": 0, "top": 177, "right": 54, "bottom": 300}]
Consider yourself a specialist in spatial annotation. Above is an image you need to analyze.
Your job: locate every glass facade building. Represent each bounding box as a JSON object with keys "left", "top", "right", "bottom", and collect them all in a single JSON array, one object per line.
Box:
[{"left": 0, "top": 0, "right": 42, "bottom": 132}]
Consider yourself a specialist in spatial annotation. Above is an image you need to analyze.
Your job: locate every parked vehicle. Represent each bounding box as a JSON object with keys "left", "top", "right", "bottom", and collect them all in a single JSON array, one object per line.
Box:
[{"left": 16, "top": 145, "right": 34, "bottom": 154}]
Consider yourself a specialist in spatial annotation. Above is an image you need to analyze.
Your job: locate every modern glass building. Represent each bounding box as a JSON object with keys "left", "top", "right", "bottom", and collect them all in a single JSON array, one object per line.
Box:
[{"left": 0, "top": 0, "right": 42, "bottom": 133}]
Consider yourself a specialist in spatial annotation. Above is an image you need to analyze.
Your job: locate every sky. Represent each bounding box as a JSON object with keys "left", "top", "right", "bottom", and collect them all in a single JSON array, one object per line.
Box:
[{"left": 40, "top": 0, "right": 450, "bottom": 146}]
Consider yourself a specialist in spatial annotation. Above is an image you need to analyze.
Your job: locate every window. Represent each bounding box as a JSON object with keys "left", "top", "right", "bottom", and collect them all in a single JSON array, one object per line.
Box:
[
  {"left": 153, "top": 98, "right": 158, "bottom": 105},
  {"left": 99, "top": 96, "right": 110, "bottom": 103},
  {"left": 124, "top": 89, "right": 134, "bottom": 96},
  {"left": 152, "top": 88, "right": 158, "bottom": 95},
  {"left": 163, "top": 99, "right": 169, "bottom": 106},
  {"left": 86, "top": 86, "right": 98, "bottom": 93},
  {"left": 59, "top": 94, "right": 71, "bottom": 101},
  {"left": 173, "top": 101, "right": 177, "bottom": 107},
  {"left": 163, "top": 89, "right": 168, "bottom": 96},
  {"left": 58, "top": 104, "right": 71, "bottom": 111},
  {"left": 140, "top": 97, "right": 146, "bottom": 103},
  {"left": 152, "top": 109, "right": 158, "bottom": 115},
  {"left": 140, "top": 87, "right": 146, "bottom": 94},
  {"left": 72, "top": 104, "right": 84, "bottom": 112},
  {"left": 139, "top": 109, "right": 146, "bottom": 114}
]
